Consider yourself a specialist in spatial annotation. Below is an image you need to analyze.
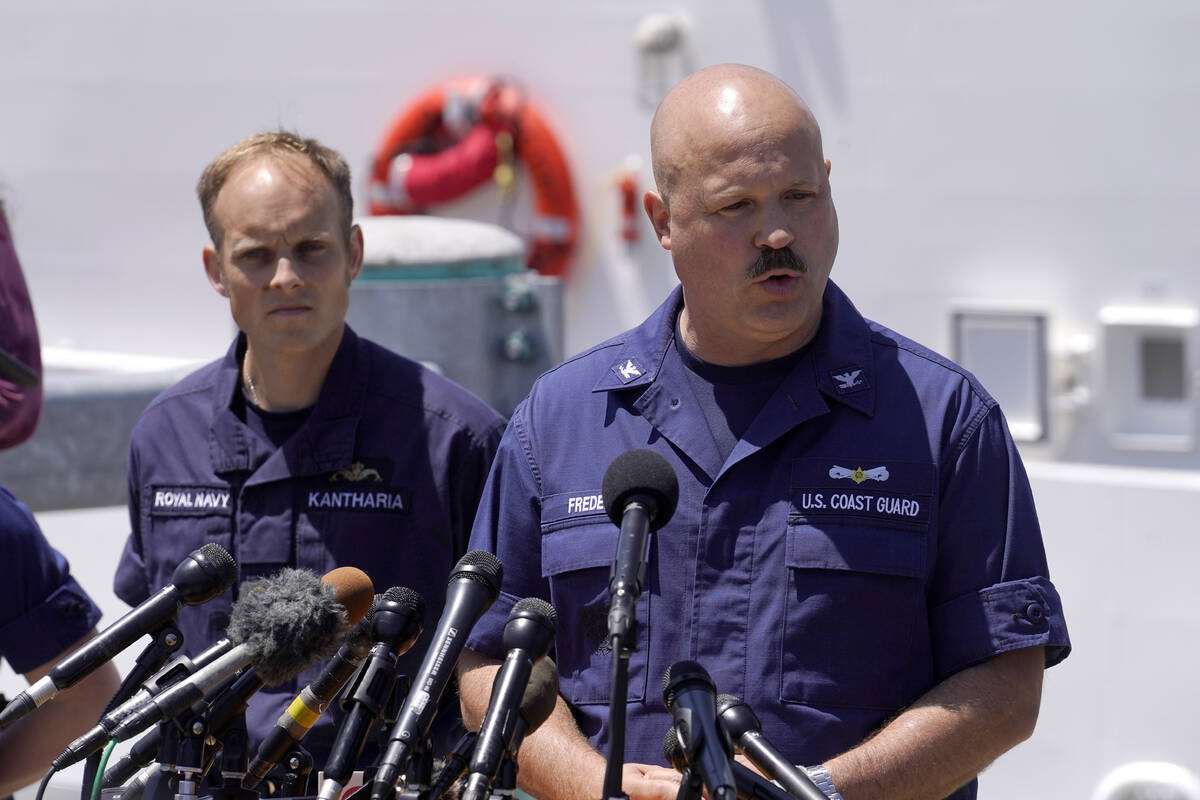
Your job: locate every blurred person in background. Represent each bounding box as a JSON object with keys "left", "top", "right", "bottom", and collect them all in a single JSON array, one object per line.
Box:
[{"left": 0, "top": 198, "right": 122, "bottom": 796}]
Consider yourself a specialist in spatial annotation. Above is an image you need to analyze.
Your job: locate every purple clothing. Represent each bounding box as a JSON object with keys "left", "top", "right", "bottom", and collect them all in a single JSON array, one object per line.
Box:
[
  {"left": 0, "top": 213, "right": 42, "bottom": 448},
  {"left": 465, "top": 281, "right": 1070, "bottom": 800}
]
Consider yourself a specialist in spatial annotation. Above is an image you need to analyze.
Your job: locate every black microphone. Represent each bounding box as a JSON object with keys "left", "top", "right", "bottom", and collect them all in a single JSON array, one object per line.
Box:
[
  {"left": 370, "top": 550, "right": 503, "bottom": 800},
  {"left": 460, "top": 598, "right": 557, "bottom": 800},
  {"left": 314, "top": 587, "right": 426, "bottom": 800},
  {"left": 602, "top": 450, "right": 678, "bottom": 648},
  {"left": 717, "top": 695, "right": 827, "bottom": 800},
  {"left": 427, "top": 655, "right": 560, "bottom": 800},
  {"left": 53, "top": 566, "right": 369, "bottom": 769},
  {"left": 0, "top": 543, "right": 238, "bottom": 729},
  {"left": 662, "top": 661, "right": 737, "bottom": 800},
  {"left": 105, "top": 568, "right": 350, "bottom": 745},
  {"left": 663, "top": 725, "right": 798, "bottom": 800},
  {"left": 243, "top": 582, "right": 385, "bottom": 789}
]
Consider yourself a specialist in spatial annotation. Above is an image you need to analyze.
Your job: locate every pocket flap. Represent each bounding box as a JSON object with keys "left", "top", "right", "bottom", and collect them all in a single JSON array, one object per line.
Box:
[
  {"left": 541, "top": 523, "right": 618, "bottom": 577},
  {"left": 786, "top": 523, "right": 925, "bottom": 579}
]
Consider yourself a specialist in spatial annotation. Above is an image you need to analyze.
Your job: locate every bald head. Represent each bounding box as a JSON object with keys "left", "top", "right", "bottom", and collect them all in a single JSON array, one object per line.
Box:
[{"left": 650, "top": 64, "right": 823, "bottom": 203}]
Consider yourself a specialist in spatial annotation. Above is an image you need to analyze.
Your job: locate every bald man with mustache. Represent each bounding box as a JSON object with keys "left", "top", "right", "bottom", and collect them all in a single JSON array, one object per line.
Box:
[{"left": 458, "top": 64, "right": 1070, "bottom": 800}]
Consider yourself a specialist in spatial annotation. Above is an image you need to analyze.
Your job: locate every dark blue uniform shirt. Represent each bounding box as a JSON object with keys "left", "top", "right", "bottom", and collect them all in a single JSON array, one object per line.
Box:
[
  {"left": 465, "top": 282, "right": 1070, "bottom": 800},
  {"left": 114, "top": 325, "right": 506, "bottom": 759},
  {"left": 1, "top": 486, "right": 102, "bottom": 674}
]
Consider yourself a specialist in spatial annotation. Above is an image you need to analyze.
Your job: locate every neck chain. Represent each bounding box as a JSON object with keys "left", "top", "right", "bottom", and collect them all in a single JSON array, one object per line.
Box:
[{"left": 243, "top": 360, "right": 262, "bottom": 407}]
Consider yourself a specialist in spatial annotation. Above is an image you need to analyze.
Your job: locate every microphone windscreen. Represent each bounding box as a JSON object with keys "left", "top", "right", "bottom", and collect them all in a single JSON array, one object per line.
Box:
[
  {"left": 228, "top": 568, "right": 347, "bottom": 686},
  {"left": 601, "top": 449, "right": 680, "bottom": 530},
  {"left": 519, "top": 657, "right": 560, "bottom": 733},
  {"left": 321, "top": 566, "right": 375, "bottom": 626}
]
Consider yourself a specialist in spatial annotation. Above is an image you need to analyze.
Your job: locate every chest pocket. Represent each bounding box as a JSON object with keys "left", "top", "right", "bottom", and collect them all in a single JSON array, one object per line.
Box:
[
  {"left": 781, "top": 521, "right": 932, "bottom": 710},
  {"left": 540, "top": 522, "right": 649, "bottom": 706}
]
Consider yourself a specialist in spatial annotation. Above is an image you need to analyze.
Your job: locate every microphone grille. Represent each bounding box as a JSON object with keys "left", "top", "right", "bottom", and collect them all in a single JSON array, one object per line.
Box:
[
  {"left": 716, "top": 693, "right": 741, "bottom": 713},
  {"left": 450, "top": 550, "right": 504, "bottom": 593},
  {"left": 511, "top": 596, "right": 557, "bottom": 627},
  {"left": 383, "top": 585, "right": 427, "bottom": 619},
  {"left": 661, "top": 659, "right": 714, "bottom": 709},
  {"left": 662, "top": 725, "right": 686, "bottom": 771},
  {"left": 196, "top": 542, "right": 239, "bottom": 585}
]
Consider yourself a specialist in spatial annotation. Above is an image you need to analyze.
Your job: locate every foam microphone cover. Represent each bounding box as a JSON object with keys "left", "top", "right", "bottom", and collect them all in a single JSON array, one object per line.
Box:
[
  {"left": 601, "top": 449, "right": 680, "bottom": 530},
  {"left": 227, "top": 568, "right": 348, "bottom": 686}
]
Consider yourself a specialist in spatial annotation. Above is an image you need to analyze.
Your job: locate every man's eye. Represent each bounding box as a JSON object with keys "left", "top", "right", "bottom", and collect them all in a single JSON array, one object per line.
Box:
[
  {"left": 787, "top": 191, "right": 815, "bottom": 201},
  {"left": 297, "top": 242, "right": 327, "bottom": 257},
  {"left": 241, "top": 248, "right": 270, "bottom": 262},
  {"left": 721, "top": 200, "right": 749, "bottom": 212}
]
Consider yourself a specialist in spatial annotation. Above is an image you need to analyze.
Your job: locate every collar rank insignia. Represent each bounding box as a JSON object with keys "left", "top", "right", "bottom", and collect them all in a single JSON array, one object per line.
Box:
[
  {"left": 829, "top": 465, "right": 889, "bottom": 484},
  {"left": 331, "top": 461, "right": 383, "bottom": 483},
  {"left": 611, "top": 357, "right": 645, "bottom": 384},
  {"left": 829, "top": 366, "right": 870, "bottom": 394}
]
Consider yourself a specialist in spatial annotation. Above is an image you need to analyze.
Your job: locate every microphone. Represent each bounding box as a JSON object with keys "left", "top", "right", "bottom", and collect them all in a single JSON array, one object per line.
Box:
[
  {"left": 460, "top": 598, "right": 557, "bottom": 800},
  {"left": 370, "top": 550, "right": 503, "bottom": 800},
  {"left": 315, "top": 587, "right": 427, "bottom": 800},
  {"left": 717, "top": 695, "right": 827, "bottom": 800},
  {"left": 0, "top": 543, "right": 238, "bottom": 729},
  {"left": 428, "top": 656, "right": 560, "bottom": 800},
  {"left": 53, "top": 566, "right": 369, "bottom": 769},
  {"left": 663, "top": 726, "right": 798, "bottom": 800},
  {"left": 602, "top": 450, "right": 678, "bottom": 647},
  {"left": 662, "top": 661, "right": 737, "bottom": 800},
  {"left": 243, "top": 577, "right": 382, "bottom": 789}
]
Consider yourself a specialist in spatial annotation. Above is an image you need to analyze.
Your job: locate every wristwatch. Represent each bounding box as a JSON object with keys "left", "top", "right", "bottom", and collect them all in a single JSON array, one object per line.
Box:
[{"left": 803, "top": 764, "right": 845, "bottom": 800}]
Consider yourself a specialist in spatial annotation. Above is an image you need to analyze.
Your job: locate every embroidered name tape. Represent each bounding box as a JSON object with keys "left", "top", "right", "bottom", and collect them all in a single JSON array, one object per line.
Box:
[{"left": 151, "top": 486, "right": 232, "bottom": 517}]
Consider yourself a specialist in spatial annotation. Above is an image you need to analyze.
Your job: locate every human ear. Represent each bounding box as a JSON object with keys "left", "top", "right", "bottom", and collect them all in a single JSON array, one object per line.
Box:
[
  {"left": 202, "top": 245, "right": 230, "bottom": 298},
  {"left": 643, "top": 191, "right": 671, "bottom": 251}
]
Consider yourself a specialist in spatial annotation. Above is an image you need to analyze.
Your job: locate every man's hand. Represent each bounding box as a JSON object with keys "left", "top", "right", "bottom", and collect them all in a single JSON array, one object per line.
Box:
[
  {"left": 459, "top": 649, "right": 684, "bottom": 800},
  {"left": 621, "top": 762, "right": 684, "bottom": 800}
]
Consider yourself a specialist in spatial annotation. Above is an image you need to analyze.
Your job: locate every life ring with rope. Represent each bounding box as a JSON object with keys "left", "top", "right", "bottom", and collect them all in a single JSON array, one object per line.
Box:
[{"left": 367, "top": 76, "right": 579, "bottom": 277}]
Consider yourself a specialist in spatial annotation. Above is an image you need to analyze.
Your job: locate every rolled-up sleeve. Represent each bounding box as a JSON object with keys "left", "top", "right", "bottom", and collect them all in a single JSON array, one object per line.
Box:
[{"left": 930, "top": 405, "right": 1071, "bottom": 679}]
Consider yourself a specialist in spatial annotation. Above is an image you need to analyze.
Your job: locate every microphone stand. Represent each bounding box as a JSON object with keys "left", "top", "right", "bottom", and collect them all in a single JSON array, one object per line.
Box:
[
  {"left": 81, "top": 623, "right": 184, "bottom": 800},
  {"left": 602, "top": 501, "right": 653, "bottom": 800}
]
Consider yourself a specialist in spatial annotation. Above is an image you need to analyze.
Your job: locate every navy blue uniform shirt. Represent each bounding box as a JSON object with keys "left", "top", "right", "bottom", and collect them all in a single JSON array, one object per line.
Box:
[
  {"left": 1, "top": 486, "right": 102, "bottom": 674},
  {"left": 114, "top": 325, "right": 506, "bottom": 759},
  {"left": 464, "top": 281, "right": 1070, "bottom": 800}
]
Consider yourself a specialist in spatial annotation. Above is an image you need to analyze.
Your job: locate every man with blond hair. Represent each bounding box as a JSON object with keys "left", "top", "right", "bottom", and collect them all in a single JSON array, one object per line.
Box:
[
  {"left": 114, "top": 131, "right": 506, "bottom": 763},
  {"left": 459, "top": 65, "right": 1070, "bottom": 800}
]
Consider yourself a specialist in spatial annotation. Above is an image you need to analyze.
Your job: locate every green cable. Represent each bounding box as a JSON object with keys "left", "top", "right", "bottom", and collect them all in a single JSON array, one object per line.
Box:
[{"left": 91, "top": 738, "right": 118, "bottom": 800}]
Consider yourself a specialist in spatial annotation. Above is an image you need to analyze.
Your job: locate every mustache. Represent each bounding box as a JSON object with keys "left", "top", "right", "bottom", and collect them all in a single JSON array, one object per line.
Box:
[{"left": 746, "top": 246, "right": 807, "bottom": 279}]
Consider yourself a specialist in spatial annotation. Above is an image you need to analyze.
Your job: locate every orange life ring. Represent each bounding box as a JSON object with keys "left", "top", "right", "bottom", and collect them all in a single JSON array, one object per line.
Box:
[{"left": 368, "top": 77, "right": 579, "bottom": 277}]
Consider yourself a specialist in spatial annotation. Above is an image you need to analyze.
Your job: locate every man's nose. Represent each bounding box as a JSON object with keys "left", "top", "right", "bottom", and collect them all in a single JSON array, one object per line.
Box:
[
  {"left": 270, "top": 255, "right": 303, "bottom": 289},
  {"left": 753, "top": 207, "right": 795, "bottom": 250}
]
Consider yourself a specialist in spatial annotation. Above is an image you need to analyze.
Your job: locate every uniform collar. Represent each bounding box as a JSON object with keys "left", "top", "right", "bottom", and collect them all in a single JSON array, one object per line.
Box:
[
  {"left": 210, "top": 324, "right": 366, "bottom": 477},
  {"left": 592, "top": 280, "right": 877, "bottom": 418}
]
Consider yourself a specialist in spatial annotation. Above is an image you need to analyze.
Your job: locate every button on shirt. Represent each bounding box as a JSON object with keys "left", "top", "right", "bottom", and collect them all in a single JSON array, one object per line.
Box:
[
  {"left": 114, "top": 325, "right": 506, "bottom": 758},
  {"left": 0, "top": 486, "right": 102, "bottom": 674},
  {"left": 464, "top": 281, "right": 1070, "bottom": 800}
]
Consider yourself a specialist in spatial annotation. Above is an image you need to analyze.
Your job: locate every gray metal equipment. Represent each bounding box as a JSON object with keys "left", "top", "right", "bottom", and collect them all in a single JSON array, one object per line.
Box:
[{"left": 347, "top": 216, "right": 564, "bottom": 415}]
